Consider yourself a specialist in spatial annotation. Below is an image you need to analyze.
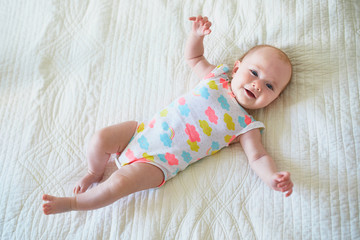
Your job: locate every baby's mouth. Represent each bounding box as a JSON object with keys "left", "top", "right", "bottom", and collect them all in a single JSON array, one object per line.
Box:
[{"left": 245, "top": 89, "right": 256, "bottom": 98}]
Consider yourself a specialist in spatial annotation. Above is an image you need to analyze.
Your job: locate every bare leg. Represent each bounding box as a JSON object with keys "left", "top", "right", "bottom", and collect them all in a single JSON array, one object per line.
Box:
[
  {"left": 42, "top": 162, "right": 164, "bottom": 214},
  {"left": 73, "top": 121, "right": 138, "bottom": 194}
]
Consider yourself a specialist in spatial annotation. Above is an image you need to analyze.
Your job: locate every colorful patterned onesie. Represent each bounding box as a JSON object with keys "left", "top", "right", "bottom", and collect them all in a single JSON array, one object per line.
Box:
[{"left": 115, "top": 64, "right": 265, "bottom": 184}]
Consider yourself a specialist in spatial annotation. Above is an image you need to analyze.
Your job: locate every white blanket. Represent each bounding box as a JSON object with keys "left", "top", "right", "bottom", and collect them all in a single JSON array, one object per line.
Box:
[{"left": 0, "top": 0, "right": 359, "bottom": 239}]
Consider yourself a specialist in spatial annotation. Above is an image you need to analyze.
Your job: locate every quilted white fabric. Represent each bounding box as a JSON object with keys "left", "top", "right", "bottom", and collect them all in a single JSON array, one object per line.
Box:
[{"left": 0, "top": 0, "right": 359, "bottom": 239}]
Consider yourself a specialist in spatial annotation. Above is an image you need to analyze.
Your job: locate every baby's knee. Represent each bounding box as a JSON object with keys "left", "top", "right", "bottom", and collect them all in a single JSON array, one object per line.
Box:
[
  {"left": 89, "top": 128, "right": 109, "bottom": 149},
  {"left": 108, "top": 170, "right": 139, "bottom": 195}
]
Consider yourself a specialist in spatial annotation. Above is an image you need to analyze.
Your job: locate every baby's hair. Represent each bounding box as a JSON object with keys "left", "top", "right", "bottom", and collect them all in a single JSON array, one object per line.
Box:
[{"left": 240, "top": 45, "right": 290, "bottom": 64}]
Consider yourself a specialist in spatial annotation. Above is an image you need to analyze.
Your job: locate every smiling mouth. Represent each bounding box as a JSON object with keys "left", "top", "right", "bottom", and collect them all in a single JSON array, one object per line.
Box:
[{"left": 245, "top": 89, "right": 256, "bottom": 98}]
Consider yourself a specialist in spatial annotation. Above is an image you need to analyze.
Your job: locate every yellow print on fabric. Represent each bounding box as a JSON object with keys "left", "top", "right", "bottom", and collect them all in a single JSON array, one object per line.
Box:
[
  {"left": 137, "top": 122, "right": 145, "bottom": 133},
  {"left": 187, "top": 140, "right": 200, "bottom": 152},
  {"left": 160, "top": 109, "right": 168, "bottom": 117},
  {"left": 224, "top": 113, "right": 235, "bottom": 130},
  {"left": 199, "top": 120, "right": 212, "bottom": 136},
  {"left": 142, "top": 153, "right": 154, "bottom": 161},
  {"left": 224, "top": 135, "right": 236, "bottom": 143},
  {"left": 207, "top": 80, "right": 218, "bottom": 90}
]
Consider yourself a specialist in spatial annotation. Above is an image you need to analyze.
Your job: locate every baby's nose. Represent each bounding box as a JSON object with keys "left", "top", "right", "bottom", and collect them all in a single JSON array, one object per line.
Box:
[{"left": 252, "top": 81, "right": 261, "bottom": 92}]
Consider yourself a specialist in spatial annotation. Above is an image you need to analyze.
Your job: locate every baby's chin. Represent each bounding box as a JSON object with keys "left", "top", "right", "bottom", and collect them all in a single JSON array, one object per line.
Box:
[
  {"left": 232, "top": 92, "right": 255, "bottom": 110},
  {"left": 233, "top": 96, "right": 254, "bottom": 110}
]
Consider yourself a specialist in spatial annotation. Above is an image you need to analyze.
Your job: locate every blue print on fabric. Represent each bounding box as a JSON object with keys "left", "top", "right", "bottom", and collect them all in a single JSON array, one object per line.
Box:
[
  {"left": 172, "top": 168, "right": 179, "bottom": 176},
  {"left": 158, "top": 154, "right": 167, "bottom": 162},
  {"left": 178, "top": 104, "right": 190, "bottom": 116},
  {"left": 238, "top": 116, "right": 247, "bottom": 128},
  {"left": 138, "top": 136, "right": 149, "bottom": 150},
  {"left": 160, "top": 133, "right": 172, "bottom": 147},
  {"left": 199, "top": 87, "right": 210, "bottom": 99},
  {"left": 218, "top": 95, "right": 230, "bottom": 111},
  {"left": 211, "top": 141, "right": 220, "bottom": 150},
  {"left": 238, "top": 115, "right": 255, "bottom": 128},
  {"left": 181, "top": 151, "right": 192, "bottom": 163},
  {"left": 168, "top": 101, "right": 175, "bottom": 108},
  {"left": 162, "top": 122, "right": 169, "bottom": 131},
  {"left": 223, "top": 66, "right": 229, "bottom": 73}
]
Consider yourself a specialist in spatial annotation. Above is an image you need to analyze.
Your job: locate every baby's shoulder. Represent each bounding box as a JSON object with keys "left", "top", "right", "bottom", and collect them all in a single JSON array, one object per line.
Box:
[{"left": 202, "top": 64, "right": 230, "bottom": 80}]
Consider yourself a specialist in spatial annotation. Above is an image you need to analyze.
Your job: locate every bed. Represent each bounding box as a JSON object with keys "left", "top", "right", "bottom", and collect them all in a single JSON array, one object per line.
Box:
[{"left": 0, "top": 0, "right": 359, "bottom": 239}]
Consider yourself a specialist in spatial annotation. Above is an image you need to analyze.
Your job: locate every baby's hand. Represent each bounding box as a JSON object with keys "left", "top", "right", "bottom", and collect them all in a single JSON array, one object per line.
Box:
[
  {"left": 270, "top": 172, "right": 293, "bottom": 197},
  {"left": 189, "top": 15, "right": 212, "bottom": 36}
]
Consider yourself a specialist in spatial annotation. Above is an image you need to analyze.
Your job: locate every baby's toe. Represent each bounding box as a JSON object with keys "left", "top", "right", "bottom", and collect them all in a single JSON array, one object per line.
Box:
[
  {"left": 73, "top": 186, "right": 80, "bottom": 194},
  {"left": 43, "top": 203, "right": 51, "bottom": 214},
  {"left": 42, "top": 194, "right": 53, "bottom": 201}
]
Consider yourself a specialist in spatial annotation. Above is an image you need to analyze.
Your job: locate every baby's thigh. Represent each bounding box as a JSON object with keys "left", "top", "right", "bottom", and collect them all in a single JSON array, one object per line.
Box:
[
  {"left": 93, "top": 121, "right": 138, "bottom": 154},
  {"left": 116, "top": 162, "right": 164, "bottom": 192}
]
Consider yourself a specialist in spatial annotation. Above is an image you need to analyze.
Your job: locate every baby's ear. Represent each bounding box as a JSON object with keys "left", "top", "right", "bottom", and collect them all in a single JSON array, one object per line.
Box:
[{"left": 232, "top": 60, "right": 241, "bottom": 75}]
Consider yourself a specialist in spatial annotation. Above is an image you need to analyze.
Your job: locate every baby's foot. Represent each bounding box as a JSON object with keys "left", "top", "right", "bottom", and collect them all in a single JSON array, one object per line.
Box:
[
  {"left": 42, "top": 194, "right": 74, "bottom": 215},
  {"left": 73, "top": 171, "right": 103, "bottom": 194}
]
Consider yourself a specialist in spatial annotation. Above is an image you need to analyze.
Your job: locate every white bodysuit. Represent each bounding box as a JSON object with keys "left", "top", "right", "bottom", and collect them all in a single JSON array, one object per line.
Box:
[{"left": 115, "top": 64, "right": 265, "bottom": 183}]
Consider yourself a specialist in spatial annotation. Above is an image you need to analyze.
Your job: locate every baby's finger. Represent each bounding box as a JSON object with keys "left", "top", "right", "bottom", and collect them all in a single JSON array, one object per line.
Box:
[
  {"left": 280, "top": 171, "right": 290, "bottom": 179},
  {"left": 189, "top": 16, "right": 197, "bottom": 21},
  {"left": 202, "top": 25, "right": 211, "bottom": 34},
  {"left": 281, "top": 182, "right": 293, "bottom": 192},
  {"left": 203, "top": 29, "right": 211, "bottom": 35},
  {"left": 204, "top": 21, "right": 212, "bottom": 28},
  {"left": 74, "top": 186, "right": 81, "bottom": 194},
  {"left": 277, "top": 181, "right": 289, "bottom": 188},
  {"left": 275, "top": 174, "right": 284, "bottom": 182},
  {"left": 285, "top": 188, "right": 293, "bottom": 197}
]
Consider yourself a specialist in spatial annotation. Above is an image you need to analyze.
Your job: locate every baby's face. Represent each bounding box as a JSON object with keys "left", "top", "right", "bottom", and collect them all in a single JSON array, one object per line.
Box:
[{"left": 230, "top": 47, "right": 292, "bottom": 109}]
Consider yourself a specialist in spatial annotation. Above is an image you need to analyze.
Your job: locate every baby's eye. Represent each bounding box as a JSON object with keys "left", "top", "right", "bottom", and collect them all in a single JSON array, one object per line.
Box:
[
  {"left": 266, "top": 83, "right": 274, "bottom": 90},
  {"left": 250, "top": 70, "right": 258, "bottom": 77}
]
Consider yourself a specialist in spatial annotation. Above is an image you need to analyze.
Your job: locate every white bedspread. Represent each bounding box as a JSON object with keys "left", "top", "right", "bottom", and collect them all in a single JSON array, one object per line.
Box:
[{"left": 0, "top": 0, "right": 359, "bottom": 239}]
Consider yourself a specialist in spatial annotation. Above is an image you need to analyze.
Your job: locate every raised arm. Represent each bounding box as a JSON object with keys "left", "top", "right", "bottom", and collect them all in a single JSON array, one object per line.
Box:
[
  {"left": 185, "top": 16, "right": 216, "bottom": 79},
  {"left": 239, "top": 129, "right": 293, "bottom": 197}
]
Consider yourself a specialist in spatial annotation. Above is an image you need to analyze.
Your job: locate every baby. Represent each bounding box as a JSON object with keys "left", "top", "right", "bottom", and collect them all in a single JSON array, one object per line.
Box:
[{"left": 43, "top": 16, "right": 293, "bottom": 215}]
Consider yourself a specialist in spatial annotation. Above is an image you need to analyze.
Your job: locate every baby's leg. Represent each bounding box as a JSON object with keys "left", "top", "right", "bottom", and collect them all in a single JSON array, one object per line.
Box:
[
  {"left": 43, "top": 162, "right": 164, "bottom": 214},
  {"left": 74, "top": 121, "right": 138, "bottom": 194}
]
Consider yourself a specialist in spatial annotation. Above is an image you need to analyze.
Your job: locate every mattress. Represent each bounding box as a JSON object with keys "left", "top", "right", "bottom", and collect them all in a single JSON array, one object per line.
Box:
[{"left": 0, "top": 0, "right": 359, "bottom": 239}]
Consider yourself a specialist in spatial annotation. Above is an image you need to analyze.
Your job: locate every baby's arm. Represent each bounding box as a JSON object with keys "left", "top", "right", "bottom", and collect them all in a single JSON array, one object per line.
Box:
[
  {"left": 185, "top": 16, "right": 216, "bottom": 79},
  {"left": 239, "top": 129, "right": 293, "bottom": 197}
]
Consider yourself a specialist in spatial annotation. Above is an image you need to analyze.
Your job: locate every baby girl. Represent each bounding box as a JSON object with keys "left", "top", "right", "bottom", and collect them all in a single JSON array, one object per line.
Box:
[{"left": 43, "top": 16, "right": 293, "bottom": 215}]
